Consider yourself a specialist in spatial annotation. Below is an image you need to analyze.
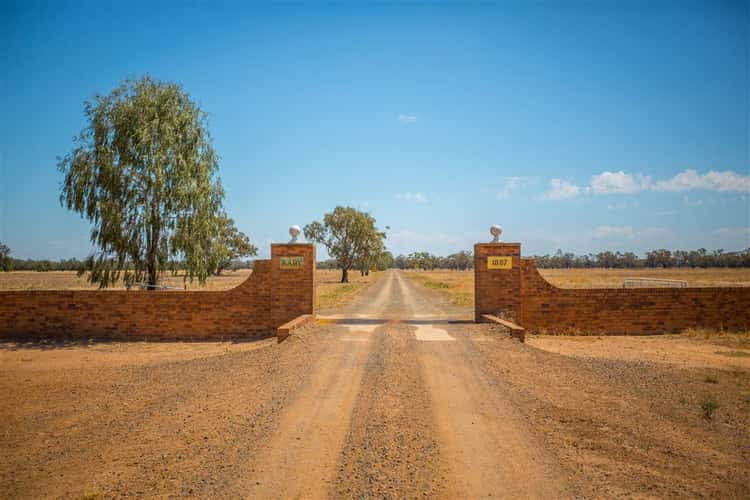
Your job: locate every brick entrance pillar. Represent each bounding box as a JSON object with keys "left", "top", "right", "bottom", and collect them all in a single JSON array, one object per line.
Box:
[
  {"left": 474, "top": 243, "right": 521, "bottom": 322},
  {"left": 271, "top": 243, "right": 316, "bottom": 326}
]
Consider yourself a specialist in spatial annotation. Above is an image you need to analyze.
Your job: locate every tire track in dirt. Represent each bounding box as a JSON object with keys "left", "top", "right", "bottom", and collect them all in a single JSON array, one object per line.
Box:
[
  {"left": 470, "top": 326, "right": 750, "bottom": 497},
  {"left": 333, "top": 324, "right": 445, "bottom": 498},
  {"left": 417, "top": 324, "right": 573, "bottom": 498},
  {"left": 0, "top": 331, "right": 335, "bottom": 498},
  {"left": 333, "top": 270, "right": 571, "bottom": 498},
  {"left": 321, "top": 270, "right": 395, "bottom": 320},
  {"left": 238, "top": 324, "right": 373, "bottom": 498}
]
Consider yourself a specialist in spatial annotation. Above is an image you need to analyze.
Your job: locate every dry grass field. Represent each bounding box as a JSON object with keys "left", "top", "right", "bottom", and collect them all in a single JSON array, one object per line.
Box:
[
  {"left": 0, "top": 268, "right": 383, "bottom": 312},
  {"left": 528, "top": 330, "right": 750, "bottom": 368},
  {"left": 405, "top": 270, "right": 474, "bottom": 306},
  {"left": 315, "top": 269, "right": 384, "bottom": 311},
  {"left": 540, "top": 267, "right": 750, "bottom": 288},
  {"left": 0, "top": 269, "right": 253, "bottom": 291},
  {"left": 405, "top": 267, "right": 750, "bottom": 307}
]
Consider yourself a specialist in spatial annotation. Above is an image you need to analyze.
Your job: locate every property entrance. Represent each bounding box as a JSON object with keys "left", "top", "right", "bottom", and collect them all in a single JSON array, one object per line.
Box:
[{"left": 473, "top": 242, "right": 522, "bottom": 322}]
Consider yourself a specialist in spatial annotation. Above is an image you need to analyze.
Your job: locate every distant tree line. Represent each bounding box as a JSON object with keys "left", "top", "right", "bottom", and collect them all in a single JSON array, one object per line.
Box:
[
  {"left": 532, "top": 248, "right": 750, "bottom": 269},
  {"left": 318, "top": 251, "right": 474, "bottom": 271},
  {"left": 391, "top": 251, "right": 474, "bottom": 270},
  {"left": 7, "top": 236, "right": 750, "bottom": 276},
  {"left": 7, "top": 258, "right": 85, "bottom": 272},
  {"left": 0, "top": 241, "right": 253, "bottom": 273},
  {"left": 318, "top": 247, "right": 750, "bottom": 271},
  {"left": 4, "top": 258, "right": 254, "bottom": 273}
]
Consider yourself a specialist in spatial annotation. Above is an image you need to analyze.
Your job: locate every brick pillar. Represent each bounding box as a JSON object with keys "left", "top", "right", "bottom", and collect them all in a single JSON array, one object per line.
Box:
[
  {"left": 474, "top": 243, "right": 521, "bottom": 322},
  {"left": 271, "top": 243, "right": 316, "bottom": 327}
]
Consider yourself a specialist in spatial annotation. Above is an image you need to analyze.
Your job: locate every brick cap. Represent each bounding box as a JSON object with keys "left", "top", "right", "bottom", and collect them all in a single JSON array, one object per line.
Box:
[
  {"left": 474, "top": 242, "right": 521, "bottom": 247},
  {"left": 270, "top": 243, "right": 314, "bottom": 247}
]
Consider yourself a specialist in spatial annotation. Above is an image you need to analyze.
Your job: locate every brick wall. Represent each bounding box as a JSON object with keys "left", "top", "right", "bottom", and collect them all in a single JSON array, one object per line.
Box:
[
  {"left": 474, "top": 242, "right": 750, "bottom": 335},
  {"left": 270, "top": 244, "right": 316, "bottom": 327},
  {"left": 519, "top": 259, "right": 750, "bottom": 334},
  {"left": 0, "top": 243, "right": 316, "bottom": 341},
  {"left": 474, "top": 243, "right": 521, "bottom": 322}
]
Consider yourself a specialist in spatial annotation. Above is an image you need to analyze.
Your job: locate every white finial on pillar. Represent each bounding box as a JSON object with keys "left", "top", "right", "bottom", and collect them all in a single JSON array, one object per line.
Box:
[
  {"left": 289, "top": 225, "right": 301, "bottom": 243},
  {"left": 490, "top": 224, "right": 502, "bottom": 243}
]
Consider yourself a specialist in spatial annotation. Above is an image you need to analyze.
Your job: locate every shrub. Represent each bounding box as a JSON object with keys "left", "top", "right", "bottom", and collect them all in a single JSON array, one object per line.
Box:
[{"left": 700, "top": 396, "right": 719, "bottom": 419}]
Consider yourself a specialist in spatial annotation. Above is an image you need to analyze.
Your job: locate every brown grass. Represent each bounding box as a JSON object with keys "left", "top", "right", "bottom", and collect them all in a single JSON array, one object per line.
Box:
[
  {"left": 680, "top": 328, "right": 750, "bottom": 350},
  {"left": 404, "top": 270, "right": 474, "bottom": 306},
  {"left": 540, "top": 267, "right": 750, "bottom": 288},
  {"left": 316, "top": 269, "right": 384, "bottom": 311},
  {"left": 0, "top": 269, "right": 382, "bottom": 312},
  {"left": 404, "top": 267, "right": 750, "bottom": 307},
  {"left": 528, "top": 332, "right": 750, "bottom": 370},
  {"left": 0, "top": 270, "right": 253, "bottom": 291}
]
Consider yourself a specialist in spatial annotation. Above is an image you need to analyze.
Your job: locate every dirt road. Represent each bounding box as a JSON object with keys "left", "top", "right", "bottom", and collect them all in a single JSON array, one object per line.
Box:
[
  {"left": 331, "top": 271, "right": 569, "bottom": 497},
  {"left": 2, "top": 270, "right": 748, "bottom": 498}
]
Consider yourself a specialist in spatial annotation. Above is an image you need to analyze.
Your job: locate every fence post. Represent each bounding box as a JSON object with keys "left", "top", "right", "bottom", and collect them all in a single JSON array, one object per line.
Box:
[
  {"left": 474, "top": 242, "right": 522, "bottom": 323},
  {"left": 270, "top": 243, "right": 316, "bottom": 328}
]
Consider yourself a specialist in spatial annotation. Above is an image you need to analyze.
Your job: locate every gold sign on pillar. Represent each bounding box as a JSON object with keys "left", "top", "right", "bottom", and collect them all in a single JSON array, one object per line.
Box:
[
  {"left": 280, "top": 256, "right": 304, "bottom": 269},
  {"left": 487, "top": 256, "right": 512, "bottom": 269}
]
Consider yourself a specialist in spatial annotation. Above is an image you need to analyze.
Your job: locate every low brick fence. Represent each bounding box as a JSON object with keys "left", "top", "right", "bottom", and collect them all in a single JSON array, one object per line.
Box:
[
  {"left": 519, "top": 259, "right": 750, "bottom": 334},
  {"left": 475, "top": 242, "right": 750, "bottom": 335},
  {"left": 0, "top": 243, "right": 315, "bottom": 341}
]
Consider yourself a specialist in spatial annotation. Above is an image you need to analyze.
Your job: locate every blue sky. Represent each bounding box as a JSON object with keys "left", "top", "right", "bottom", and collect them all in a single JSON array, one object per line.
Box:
[{"left": 1, "top": 0, "right": 749, "bottom": 260}]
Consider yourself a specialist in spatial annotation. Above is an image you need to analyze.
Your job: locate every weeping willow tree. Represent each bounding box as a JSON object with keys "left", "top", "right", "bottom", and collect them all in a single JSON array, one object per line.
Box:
[{"left": 58, "top": 76, "right": 226, "bottom": 289}]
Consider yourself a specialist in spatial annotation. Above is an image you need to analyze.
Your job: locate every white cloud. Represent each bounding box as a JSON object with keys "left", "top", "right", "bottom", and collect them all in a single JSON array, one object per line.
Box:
[
  {"left": 607, "top": 200, "right": 640, "bottom": 210},
  {"left": 713, "top": 227, "right": 750, "bottom": 250},
  {"left": 639, "top": 227, "right": 672, "bottom": 238},
  {"left": 521, "top": 227, "right": 680, "bottom": 255},
  {"left": 387, "top": 229, "right": 485, "bottom": 255},
  {"left": 654, "top": 169, "right": 750, "bottom": 192},
  {"left": 396, "top": 191, "right": 428, "bottom": 203},
  {"left": 389, "top": 229, "right": 454, "bottom": 246},
  {"left": 397, "top": 113, "right": 417, "bottom": 124},
  {"left": 590, "top": 171, "right": 650, "bottom": 194},
  {"left": 590, "top": 225, "right": 671, "bottom": 240},
  {"left": 714, "top": 227, "right": 750, "bottom": 237},
  {"left": 541, "top": 179, "right": 580, "bottom": 200},
  {"left": 592, "top": 225, "right": 634, "bottom": 238},
  {"left": 496, "top": 176, "right": 537, "bottom": 199},
  {"left": 652, "top": 210, "right": 676, "bottom": 217},
  {"left": 682, "top": 195, "right": 704, "bottom": 206},
  {"left": 541, "top": 168, "right": 750, "bottom": 201}
]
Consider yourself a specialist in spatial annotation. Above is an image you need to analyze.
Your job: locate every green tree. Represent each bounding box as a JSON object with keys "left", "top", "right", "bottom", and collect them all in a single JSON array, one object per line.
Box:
[
  {"left": 376, "top": 250, "right": 394, "bottom": 271},
  {"left": 210, "top": 215, "right": 257, "bottom": 275},
  {"left": 409, "top": 251, "right": 435, "bottom": 270},
  {"left": 356, "top": 231, "right": 386, "bottom": 276},
  {"left": 394, "top": 254, "right": 409, "bottom": 269},
  {"left": 645, "top": 249, "right": 672, "bottom": 268},
  {"left": 0, "top": 242, "right": 12, "bottom": 272},
  {"left": 304, "top": 206, "right": 386, "bottom": 283},
  {"left": 58, "top": 76, "right": 224, "bottom": 289},
  {"left": 447, "top": 250, "right": 473, "bottom": 270}
]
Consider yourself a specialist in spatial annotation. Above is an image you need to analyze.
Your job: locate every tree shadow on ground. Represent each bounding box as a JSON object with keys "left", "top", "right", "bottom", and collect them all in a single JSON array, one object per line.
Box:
[{"left": 0, "top": 334, "right": 274, "bottom": 351}]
